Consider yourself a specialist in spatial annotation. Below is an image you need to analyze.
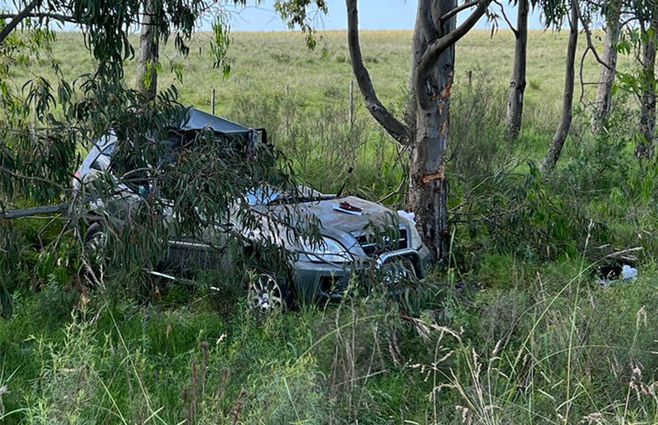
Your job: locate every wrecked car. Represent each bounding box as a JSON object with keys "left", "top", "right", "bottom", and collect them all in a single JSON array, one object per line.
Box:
[{"left": 73, "top": 108, "right": 431, "bottom": 311}]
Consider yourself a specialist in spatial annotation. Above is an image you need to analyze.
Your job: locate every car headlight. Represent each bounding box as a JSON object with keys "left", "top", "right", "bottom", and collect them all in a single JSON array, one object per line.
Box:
[
  {"left": 408, "top": 225, "right": 424, "bottom": 250},
  {"left": 298, "top": 236, "right": 350, "bottom": 263},
  {"left": 397, "top": 212, "right": 423, "bottom": 250}
]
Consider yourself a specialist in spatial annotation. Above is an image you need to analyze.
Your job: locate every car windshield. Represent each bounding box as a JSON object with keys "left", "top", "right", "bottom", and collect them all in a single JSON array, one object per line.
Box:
[
  {"left": 245, "top": 187, "right": 282, "bottom": 206},
  {"left": 85, "top": 135, "right": 116, "bottom": 171},
  {"left": 246, "top": 185, "right": 328, "bottom": 206}
]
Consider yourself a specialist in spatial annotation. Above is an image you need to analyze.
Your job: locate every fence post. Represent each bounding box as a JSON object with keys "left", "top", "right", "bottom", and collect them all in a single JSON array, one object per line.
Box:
[{"left": 211, "top": 88, "right": 216, "bottom": 115}]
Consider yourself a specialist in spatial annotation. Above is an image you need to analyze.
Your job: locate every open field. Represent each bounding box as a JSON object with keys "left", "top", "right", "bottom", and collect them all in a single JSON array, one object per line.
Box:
[
  {"left": 10, "top": 30, "right": 633, "bottom": 196},
  {"left": 38, "top": 30, "right": 623, "bottom": 119},
  {"left": 3, "top": 29, "right": 658, "bottom": 424}
]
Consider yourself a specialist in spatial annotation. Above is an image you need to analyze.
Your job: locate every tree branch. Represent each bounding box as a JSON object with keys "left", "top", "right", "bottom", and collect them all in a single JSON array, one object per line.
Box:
[
  {"left": 0, "top": 0, "right": 40, "bottom": 45},
  {"left": 346, "top": 0, "right": 410, "bottom": 145},
  {"left": 0, "top": 12, "right": 76, "bottom": 23},
  {"left": 0, "top": 203, "right": 68, "bottom": 220},
  {"left": 579, "top": 44, "right": 592, "bottom": 105},
  {"left": 415, "top": 0, "right": 492, "bottom": 108},
  {"left": 493, "top": 0, "right": 517, "bottom": 35},
  {"left": 579, "top": 7, "right": 613, "bottom": 71},
  {"left": 441, "top": 0, "right": 480, "bottom": 23}
]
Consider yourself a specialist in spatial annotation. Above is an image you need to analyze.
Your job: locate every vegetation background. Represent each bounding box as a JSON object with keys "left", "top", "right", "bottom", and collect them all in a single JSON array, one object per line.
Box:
[{"left": 2, "top": 29, "right": 658, "bottom": 424}]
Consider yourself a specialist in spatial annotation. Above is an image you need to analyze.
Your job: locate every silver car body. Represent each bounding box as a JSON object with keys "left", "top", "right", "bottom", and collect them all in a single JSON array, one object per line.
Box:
[{"left": 74, "top": 109, "right": 431, "bottom": 302}]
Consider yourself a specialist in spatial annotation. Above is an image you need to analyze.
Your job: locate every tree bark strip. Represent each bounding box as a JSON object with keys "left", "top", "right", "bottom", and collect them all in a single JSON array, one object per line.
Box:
[
  {"left": 542, "top": 0, "right": 578, "bottom": 173},
  {"left": 505, "top": 0, "right": 528, "bottom": 141}
]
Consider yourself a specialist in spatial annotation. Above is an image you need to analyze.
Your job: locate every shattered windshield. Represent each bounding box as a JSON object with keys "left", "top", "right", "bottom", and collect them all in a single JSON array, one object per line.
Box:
[{"left": 246, "top": 185, "right": 329, "bottom": 206}]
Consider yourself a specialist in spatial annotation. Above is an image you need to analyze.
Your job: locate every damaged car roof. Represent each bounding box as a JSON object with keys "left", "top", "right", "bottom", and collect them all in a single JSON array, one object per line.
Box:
[{"left": 181, "top": 108, "right": 252, "bottom": 136}]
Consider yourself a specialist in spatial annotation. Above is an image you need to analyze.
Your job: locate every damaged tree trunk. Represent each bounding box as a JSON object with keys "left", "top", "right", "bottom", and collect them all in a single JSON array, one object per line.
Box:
[
  {"left": 542, "top": 0, "right": 578, "bottom": 173},
  {"left": 136, "top": 0, "right": 159, "bottom": 101},
  {"left": 592, "top": 3, "right": 620, "bottom": 133},
  {"left": 637, "top": 18, "right": 658, "bottom": 158},
  {"left": 346, "top": 0, "right": 490, "bottom": 263},
  {"left": 505, "top": 0, "right": 528, "bottom": 142},
  {"left": 408, "top": 0, "right": 456, "bottom": 263}
]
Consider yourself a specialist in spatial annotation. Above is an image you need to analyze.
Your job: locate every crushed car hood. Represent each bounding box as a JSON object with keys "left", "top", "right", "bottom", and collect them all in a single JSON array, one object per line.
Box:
[{"left": 261, "top": 196, "right": 401, "bottom": 236}]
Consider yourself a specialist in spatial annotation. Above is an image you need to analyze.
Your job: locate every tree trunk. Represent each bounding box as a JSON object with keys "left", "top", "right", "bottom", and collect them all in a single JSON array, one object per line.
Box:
[
  {"left": 408, "top": 0, "right": 456, "bottom": 264},
  {"left": 136, "top": 0, "right": 159, "bottom": 101},
  {"left": 541, "top": 0, "right": 578, "bottom": 173},
  {"left": 505, "top": 0, "right": 528, "bottom": 141},
  {"left": 346, "top": 0, "right": 490, "bottom": 264},
  {"left": 637, "top": 18, "right": 657, "bottom": 158},
  {"left": 592, "top": 3, "right": 620, "bottom": 133}
]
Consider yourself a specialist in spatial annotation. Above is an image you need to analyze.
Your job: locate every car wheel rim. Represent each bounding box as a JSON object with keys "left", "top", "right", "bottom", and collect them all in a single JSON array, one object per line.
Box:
[
  {"left": 380, "top": 258, "right": 418, "bottom": 288},
  {"left": 248, "top": 273, "right": 284, "bottom": 313}
]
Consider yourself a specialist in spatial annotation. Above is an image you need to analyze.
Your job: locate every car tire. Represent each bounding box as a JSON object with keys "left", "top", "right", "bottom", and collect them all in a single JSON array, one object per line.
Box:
[
  {"left": 246, "top": 270, "right": 294, "bottom": 313},
  {"left": 241, "top": 245, "right": 296, "bottom": 312}
]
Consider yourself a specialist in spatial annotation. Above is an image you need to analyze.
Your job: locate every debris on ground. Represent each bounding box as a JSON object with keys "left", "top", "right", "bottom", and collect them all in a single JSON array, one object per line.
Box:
[
  {"left": 621, "top": 264, "right": 638, "bottom": 281},
  {"left": 598, "top": 263, "right": 638, "bottom": 286}
]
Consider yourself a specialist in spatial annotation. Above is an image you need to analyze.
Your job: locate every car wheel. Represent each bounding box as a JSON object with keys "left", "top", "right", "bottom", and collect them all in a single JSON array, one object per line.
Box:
[
  {"left": 83, "top": 222, "right": 108, "bottom": 287},
  {"left": 379, "top": 257, "right": 420, "bottom": 292},
  {"left": 247, "top": 272, "right": 291, "bottom": 313}
]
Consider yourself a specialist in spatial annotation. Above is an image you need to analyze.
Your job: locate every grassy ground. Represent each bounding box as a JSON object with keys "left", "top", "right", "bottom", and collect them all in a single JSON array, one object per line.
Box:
[
  {"left": 3, "top": 29, "right": 658, "bottom": 424},
  {"left": 12, "top": 30, "right": 633, "bottom": 195}
]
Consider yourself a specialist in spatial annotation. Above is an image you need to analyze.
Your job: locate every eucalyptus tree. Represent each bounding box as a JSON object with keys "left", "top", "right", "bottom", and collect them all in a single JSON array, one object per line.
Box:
[
  {"left": 136, "top": 0, "right": 160, "bottom": 101},
  {"left": 592, "top": 0, "right": 621, "bottom": 133},
  {"left": 603, "top": 0, "right": 658, "bottom": 157},
  {"left": 281, "top": 0, "right": 492, "bottom": 263},
  {"left": 637, "top": 16, "right": 658, "bottom": 157},
  {"left": 541, "top": 0, "right": 579, "bottom": 172},
  {"left": 346, "top": 0, "right": 493, "bottom": 263},
  {"left": 505, "top": 0, "right": 529, "bottom": 141},
  {"left": 608, "top": 0, "right": 658, "bottom": 157},
  {"left": 0, "top": 0, "right": 235, "bottom": 202}
]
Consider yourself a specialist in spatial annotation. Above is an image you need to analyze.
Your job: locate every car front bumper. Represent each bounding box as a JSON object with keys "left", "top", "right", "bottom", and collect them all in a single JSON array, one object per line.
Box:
[{"left": 292, "top": 245, "right": 432, "bottom": 303}]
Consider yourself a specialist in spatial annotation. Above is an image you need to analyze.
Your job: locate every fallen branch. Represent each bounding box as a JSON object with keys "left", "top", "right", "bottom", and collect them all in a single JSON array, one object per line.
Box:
[{"left": 0, "top": 203, "right": 69, "bottom": 220}]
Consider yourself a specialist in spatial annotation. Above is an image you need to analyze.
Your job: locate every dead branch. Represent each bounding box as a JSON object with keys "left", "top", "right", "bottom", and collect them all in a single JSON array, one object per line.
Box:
[
  {"left": 0, "top": 203, "right": 69, "bottom": 220},
  {"left": 493, "top": 0, "right": 517, "bottom": 35}
]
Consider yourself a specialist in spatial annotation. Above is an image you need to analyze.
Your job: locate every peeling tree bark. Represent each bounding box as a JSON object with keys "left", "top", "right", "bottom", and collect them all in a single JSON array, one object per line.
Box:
[
  {"left": 542, "top": 0, "right": 578, "bottom": 173},
  {"left": 505, "top": 0, "right": 528, "bottom": 142},
  {"left": 592, "top": 2, "right": 620, "bottom": 133},
  {"left": 637, "top": 18, "right": 658, "bottom": 158},
  {"left": 136, "top": 0, "right": 159, "bottom": 101}
]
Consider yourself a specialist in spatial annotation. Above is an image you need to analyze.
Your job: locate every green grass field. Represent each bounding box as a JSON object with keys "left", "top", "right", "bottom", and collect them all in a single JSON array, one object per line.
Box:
[
  {"left": 3, "top": 29, "right": 658, "bottom": 424},
  {"left": 16, "top": 29, "right": 630, "bottom": 194}
]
